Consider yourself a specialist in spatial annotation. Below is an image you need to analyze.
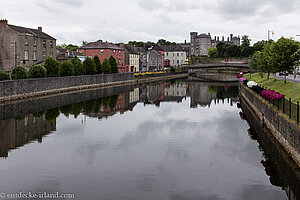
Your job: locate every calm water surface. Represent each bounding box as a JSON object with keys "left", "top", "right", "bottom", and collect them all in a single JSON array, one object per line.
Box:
[{"left": 0, "top": 80, "right": 297, "bottom": 200}]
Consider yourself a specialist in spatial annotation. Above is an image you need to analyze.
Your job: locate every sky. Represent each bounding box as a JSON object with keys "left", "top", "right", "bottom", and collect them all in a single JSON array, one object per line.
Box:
[{"left": 1, "top": 0, "right": 300, "bottom": 46}]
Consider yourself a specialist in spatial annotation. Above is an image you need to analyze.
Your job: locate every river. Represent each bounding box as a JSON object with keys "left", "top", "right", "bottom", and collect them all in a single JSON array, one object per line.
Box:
[{"left": 0, "top": 79, "right": 298, "bottom": 200}]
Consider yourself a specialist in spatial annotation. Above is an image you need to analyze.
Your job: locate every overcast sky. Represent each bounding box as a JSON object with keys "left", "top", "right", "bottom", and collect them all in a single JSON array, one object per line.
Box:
[{"left": 1, "top": 0, "right": 300, "bottom": 45}]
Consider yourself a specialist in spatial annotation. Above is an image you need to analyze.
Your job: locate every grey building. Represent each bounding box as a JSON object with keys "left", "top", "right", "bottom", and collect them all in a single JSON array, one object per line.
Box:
[
  {"left": 0, "top": 19, "right": 56, "bottom": 72},
  {"left": 190, "top": 32, "right": 240, "bottom": 56},
  {"left": 137, "top": 45, "right": 163, "bottom": 71}
]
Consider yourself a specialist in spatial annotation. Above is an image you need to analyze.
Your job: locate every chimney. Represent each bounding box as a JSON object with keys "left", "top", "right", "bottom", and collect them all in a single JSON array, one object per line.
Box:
[
  {"left": 0, "top": 19, "right": 8, "bottom": 26},
  {"left": 119, "top": 43, "right": 125, "bottom": 47},
  {"left": 38, "top": 26, "right": 42, "bottom": 32},
  {"left": 217, "top": 36, "right": 219, "bottom": 41},
  {"left": 230, "top": 34, "right": 233, "bottom": 41}
]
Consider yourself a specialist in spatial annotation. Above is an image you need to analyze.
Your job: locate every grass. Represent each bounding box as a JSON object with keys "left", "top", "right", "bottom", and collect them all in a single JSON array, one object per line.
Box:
[{"left": 244, "top": 73, "right": 300, "bottom": 102}]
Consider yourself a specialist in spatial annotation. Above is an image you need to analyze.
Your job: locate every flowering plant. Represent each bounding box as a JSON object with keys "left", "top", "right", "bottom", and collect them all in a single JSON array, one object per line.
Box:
[
  {"left": 261, "top": 89, "right": 284, "bottom": 101},
  {"left": 239, "top": 77, "right": 247, "bottom": 83}
]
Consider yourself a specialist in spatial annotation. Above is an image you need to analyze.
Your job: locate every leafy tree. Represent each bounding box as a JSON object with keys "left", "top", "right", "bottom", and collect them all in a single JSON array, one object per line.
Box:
[
  {"left": 71, "top": 56, "right": 84, "bottom": 76},
  {"left": 93, "top": 55, "right": 102, "bottom": 74},
  {"left": 60, "top": 61, "right": 74, "bottom": 76},
  {"left": 83, "top": 57, "right": 97, "bottom": 75},
  {"left": 253, "top": 40, "right": 267, "bottom": 52},
  {"left": 102, "top": 58, "right": 111, "bottom": 74},
  {"left": 44, "top": 57, "right": 60, "bottom": 77},
  {"left": 109, "top": 56, "right": 118, "bottom": 73},
  {"left": 11, "top": 66, "right": 29, "bottom": 80},
  {"left": 208, "top": 47, "right": 218, "bottom": 58},
  {"left": 157, "top": 39, "right": 176, "bottom": 45},
  {"left": 29, "top": 64, "right": 47, "bottom": 78},
  {"left": 241, "top": 35, "right": 251, "bottom": 47},
  {"left": 128, "top": 41, "right": 145, "bottom": 47},
  {"left": 0, "top": 70, "right": 10, "bottom": 81},
  {"left": 270, "top": 37, "right": 300, "bottom": 83}
]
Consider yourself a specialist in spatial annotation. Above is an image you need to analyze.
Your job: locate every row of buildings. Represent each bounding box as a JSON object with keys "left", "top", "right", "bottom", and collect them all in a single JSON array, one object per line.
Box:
[{"left": 0, "top": 19, "right": 240, "bottom": 73}]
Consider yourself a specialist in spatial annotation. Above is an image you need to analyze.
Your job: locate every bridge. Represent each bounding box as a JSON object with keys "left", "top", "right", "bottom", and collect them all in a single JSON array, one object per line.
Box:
[{"left": 183, "top": 62, "right": 250, "bottom": 73}]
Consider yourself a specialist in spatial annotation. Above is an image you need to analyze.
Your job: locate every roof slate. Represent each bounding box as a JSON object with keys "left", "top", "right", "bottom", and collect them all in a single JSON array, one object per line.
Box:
[
  {"left": 8, "top": 24, "right": 56, "bottom": 40},
  {"left": 80, "top": 40, "right": 124, "bottom": 50},
  {"left": 160, "top": 44, "right": 184, "bottom": 52}
]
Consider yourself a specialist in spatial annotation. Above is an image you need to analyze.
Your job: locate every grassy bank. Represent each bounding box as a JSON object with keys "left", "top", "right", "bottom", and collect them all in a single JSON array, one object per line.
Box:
[{"left": 244, "top": 73, "right": 300, "bottom": 102}]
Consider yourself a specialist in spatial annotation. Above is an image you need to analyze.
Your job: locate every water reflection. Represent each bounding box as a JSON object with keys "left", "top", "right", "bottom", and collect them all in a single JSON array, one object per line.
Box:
[{"left": 0, "top": 80, "right": 297, "bottom": 199}]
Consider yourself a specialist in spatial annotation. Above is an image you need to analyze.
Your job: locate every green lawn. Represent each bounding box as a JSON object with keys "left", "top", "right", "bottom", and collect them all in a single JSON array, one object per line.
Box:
[{"left": 244, "top": 73, "right": 300, "bottom": 102}]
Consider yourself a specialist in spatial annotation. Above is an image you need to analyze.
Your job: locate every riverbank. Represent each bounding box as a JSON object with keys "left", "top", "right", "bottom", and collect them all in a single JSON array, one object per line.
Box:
[
  {"left": 0, "top": 72, "right": 188, "bottom": 103},
  {"left": 244, "top": 73, "right": 300, "bottom": 102},
  {"left": 239, "top": 83, "right": 300, "bottom": 168}
]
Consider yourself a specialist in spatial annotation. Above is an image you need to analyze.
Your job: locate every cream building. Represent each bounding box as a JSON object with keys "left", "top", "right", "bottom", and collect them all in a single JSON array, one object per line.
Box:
[{"left": 160, "top": 45, "right": 187, "bottom": 67}]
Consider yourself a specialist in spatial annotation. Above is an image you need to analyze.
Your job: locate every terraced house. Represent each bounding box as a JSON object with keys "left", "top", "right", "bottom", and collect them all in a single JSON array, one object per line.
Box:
[
  {"left": 0, "top": 19, "right": 56, "bottom": 72},
  {"left": 160, "top": 44, "right": 186, "bottom": 67}
]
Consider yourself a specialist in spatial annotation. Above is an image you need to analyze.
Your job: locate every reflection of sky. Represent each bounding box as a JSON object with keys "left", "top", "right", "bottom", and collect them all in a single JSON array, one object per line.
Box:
[{"left": 0, "top": 97, "right": 287, "bottom": 200}]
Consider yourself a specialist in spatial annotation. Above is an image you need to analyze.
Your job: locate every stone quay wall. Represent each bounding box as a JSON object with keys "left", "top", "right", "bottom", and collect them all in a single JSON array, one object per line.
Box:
[
  {"left": 239, "top": 83, "right": 300, "bottom": 167},
  {"left": 0, "top": 73, "right": 134, "bottom": 102}
]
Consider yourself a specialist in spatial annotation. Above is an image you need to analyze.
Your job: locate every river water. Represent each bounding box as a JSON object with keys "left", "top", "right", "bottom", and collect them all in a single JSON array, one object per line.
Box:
[{"left": 0, "top": 79, "right": 298, "bottom": 200}]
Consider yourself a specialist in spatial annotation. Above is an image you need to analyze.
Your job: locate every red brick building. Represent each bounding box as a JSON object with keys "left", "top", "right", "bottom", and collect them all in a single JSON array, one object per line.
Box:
[{"left": 78, "top": 40, "right": 128, "bottom": 73}]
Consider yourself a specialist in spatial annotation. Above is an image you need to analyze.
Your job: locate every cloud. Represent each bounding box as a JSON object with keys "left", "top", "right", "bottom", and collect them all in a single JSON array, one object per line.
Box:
[{"left": 137, "top": 0, "right": 200, "bottom": 12}]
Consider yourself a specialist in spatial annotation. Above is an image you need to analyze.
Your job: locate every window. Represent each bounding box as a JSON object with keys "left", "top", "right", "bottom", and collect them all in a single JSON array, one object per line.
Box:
[
  {"left": 33, "top": 38, "right": 37, "bottom": 46},
  {"left": 166, "top": 52, "right": 168, "bottom": 56},
  {"left": 42, "top": 51, "right": 46, "bottom": 60},
  {"left": 24, "top": 50, "right": 29, "bottom": 61},
  {"left": 100, "top": 50, "right": 104, "bottom": 54},
  {"left": 177, "top": 53, "right": 179, "bottom": 57},
  {"left": 177, "top": 60, "right": 179, "bottom": 64},
  {"left": 50, "top": 52, "right": 53, "bottom": 57},
  {"left": 33, "top": 51, "right": 37, "bottom": 61},
  {"left": 50, "top": 41, "right": 53, "bottom": 48},
  {"left": 25, "top": 37, "right": 28, "bottom": 46},
  {"left": 43, "top": 40, "right": 46, "bottom": 47}
]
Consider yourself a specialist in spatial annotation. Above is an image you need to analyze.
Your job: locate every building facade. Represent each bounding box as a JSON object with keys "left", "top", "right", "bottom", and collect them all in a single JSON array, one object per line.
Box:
[
  {"left": 161, "top": 45, "right": 187, "bottom": 67},
  {"left": 78, "top": 40, "right": 127, "bottom": 73},
  {"left": 0, "top": 19, "right": 56, "bottom": 72},
  {"left": 190, "top": 32, "right": 240, "bottom": 56},
  {"left": 123, "top": 44, "right": 140, "bottom": 72}
]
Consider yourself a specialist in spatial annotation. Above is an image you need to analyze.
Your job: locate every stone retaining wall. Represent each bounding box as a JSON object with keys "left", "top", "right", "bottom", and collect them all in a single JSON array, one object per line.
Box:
[{"left": 239, "top": 84, "right": 300, "bottom": 167}]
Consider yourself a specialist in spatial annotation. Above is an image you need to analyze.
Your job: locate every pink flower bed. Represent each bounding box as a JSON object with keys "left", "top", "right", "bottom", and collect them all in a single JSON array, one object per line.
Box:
[
  {"left": 237, "top": 74, "right": 243, "bottom": 78},
  {"left": 239, "top": 77, "right": 247, "bottom": 83},
  {"left": 261, "top": 89, "right": 284, "bottom": 101}
]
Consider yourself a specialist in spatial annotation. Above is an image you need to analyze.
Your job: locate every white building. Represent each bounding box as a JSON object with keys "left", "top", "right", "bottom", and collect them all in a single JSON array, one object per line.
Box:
[
  {"left": 124, "top": 45, "right": 140, "bottom": 72},
  {"left": 129, "top": 88, "right": 140, "bottom": 104},
  {"left": 161, "top": 45, "right": 187, "bottom": 67}
]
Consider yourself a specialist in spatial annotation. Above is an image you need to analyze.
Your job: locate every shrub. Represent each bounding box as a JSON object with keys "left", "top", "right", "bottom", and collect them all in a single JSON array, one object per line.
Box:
[
  {"left": 71, "top": 56, "right": 84, "bottom": 76},
  {"left": 93, "top": 55, "right": 102, "bottom": 74},
  {"left": 11, "top": 66, "right": 29, "bottom": 80},
  {"left": 0, "top": 70, "right": 10, "bottom": 81},
  {"left": 44, "top": 57, "right": 60, "bottom": 77},
  {"left": 29, "top": 64, "right": 47, "bottom": 78},
  {"left": 102, "top": 58, "right": 111, "bottom": 74},
  {"left": 60, "top": 61, "right": 74, "bottom": 76},
  {"left": 83, "top": 57, "right": 97, "bottom": 75},
  {"left": 109, "top": 55, "right": 118, "bottom": 73}
]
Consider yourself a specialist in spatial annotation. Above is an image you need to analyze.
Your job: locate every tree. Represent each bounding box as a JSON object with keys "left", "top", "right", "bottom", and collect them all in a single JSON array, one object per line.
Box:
[
  {"left": 0, "top": 70, "right": 10, "bottom": 81},
  {"left": 109, "top": 56, "right": 118, "bottom": 73},
  {"left": 102, "top": 58, "right": 111, "bottom": 74},
  {"left": 208, "top": 47, "right": 218, "bottom": 58},
  {"left": 83, "top": 57, "right": 97, "bottom": 75},
  {"left": 157, "top": 39, "right": 176, "bottom": 45},
  {"left": 241, "top": 35, "right": 251, "bottom": 48},
  {"left": 44, "top": 57, "right": 60, "bottom": 77},
  {"left": 29, "top": 64, "right": 47, "bottom": 78},
  {"left": 60, "top": 61, "right": 74, "bottom": 76},
  {"left": 71, "top": 56, "right": 84, "bottom": 76},
  {"left": 93, "top": 55, "right": 102, "bottom": 74},
  {"left": 11, "top": 66, "right": 29, "bottom": 80},
  {"left": 270, "top": 37, "right": 300, "bottom": 83},
  {"left": 253, "top": 40, "right": 267, "bottom": 52}
]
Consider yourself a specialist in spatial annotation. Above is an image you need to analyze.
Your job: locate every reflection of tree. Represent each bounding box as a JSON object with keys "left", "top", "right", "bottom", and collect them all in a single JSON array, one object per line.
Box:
[
  {"left": 109, "top": 95, "right": 118, "bottom": 109},
  {"left": 60, "top": 104, "right": 73, "bottom": 117},
  {"left": 102, "top": 96, "right": 111, "bottom": 109},
  {"left": 85, "top": 100, "right": 97, "bottom": 115},
  {"left": 33, "top": 111, "right": 46, "bottom": 118},
  {"left": 45, "top": 108, "right": 60, "bottom": 122},
  {"left": 71, "top": 102, "right": 85, "bottom": 118},
  {"left": 208, "top": 86, "right": 238, "bottom": 99}
]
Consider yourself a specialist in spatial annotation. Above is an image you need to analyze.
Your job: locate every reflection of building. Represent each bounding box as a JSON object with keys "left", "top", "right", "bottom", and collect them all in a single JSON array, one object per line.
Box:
[
  {"left": 130, "top": 88, "right": 140, "bottom": 104},
  {"left": 187, "top": 82, "right": 217, "bottom": 108},
  {"left": 0, "top": 114, "right": 56, "bottom": 158}
]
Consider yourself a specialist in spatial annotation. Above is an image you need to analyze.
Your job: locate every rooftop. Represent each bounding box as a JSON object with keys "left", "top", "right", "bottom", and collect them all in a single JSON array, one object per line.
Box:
[{"left": 80, "top": 40, "right": 124, "bottom": 50}]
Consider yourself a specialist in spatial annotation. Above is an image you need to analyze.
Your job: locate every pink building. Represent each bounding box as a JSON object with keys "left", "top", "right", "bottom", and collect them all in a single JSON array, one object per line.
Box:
[{"left": 78, "top": 40, "right": 128, "bottom": 73}]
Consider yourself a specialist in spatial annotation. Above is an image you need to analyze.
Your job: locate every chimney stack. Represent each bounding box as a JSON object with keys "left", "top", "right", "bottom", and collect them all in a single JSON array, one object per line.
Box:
[
  {"left": 230, "top": 34, "right": 233, "bottom": 41},
  {"left": 0, "top": 19, "right": 8, "bottom": 26},
  {"left": 119, "top": 43, "right": 125, "bottom": 47},
  {"left": 38, "top": 26, "right": 42, "bottom": 32}
]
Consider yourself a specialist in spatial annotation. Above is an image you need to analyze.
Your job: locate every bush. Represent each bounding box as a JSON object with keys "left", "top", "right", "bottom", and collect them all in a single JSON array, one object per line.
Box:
[
  {"left": 93, "top": 55, "right": 102, "bottom": 74},
  {"left": 102, "top": 58, "right": 111, "bottom": 74},
  {"left": 109, "top": 56, "right": 118, "bottom": 73},
  {"left": 60, "top": 61, "right": 74, "bottom": 76},
  {"left": 44, "top": 57, "right": 60, "bottom": 77},
  {"left": 71, "top": 56, "right": 84, "bottom": 76},
  {"left": 29, "top": 64, "right": 47, "bottom": 78},
  {"left": 0, "top": 70, "right": 10, "bottom": 81},
  {"left": 83, "top": 57, "right": 97, "bottom": 75},
  {"left": 11, "top": 66, "right": 29, "bottom": 80}
]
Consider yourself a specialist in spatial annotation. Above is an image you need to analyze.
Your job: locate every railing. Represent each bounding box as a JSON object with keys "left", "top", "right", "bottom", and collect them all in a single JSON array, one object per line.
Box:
[{"left": 249, "top": 84, "right": 300, "bottom": 125}]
